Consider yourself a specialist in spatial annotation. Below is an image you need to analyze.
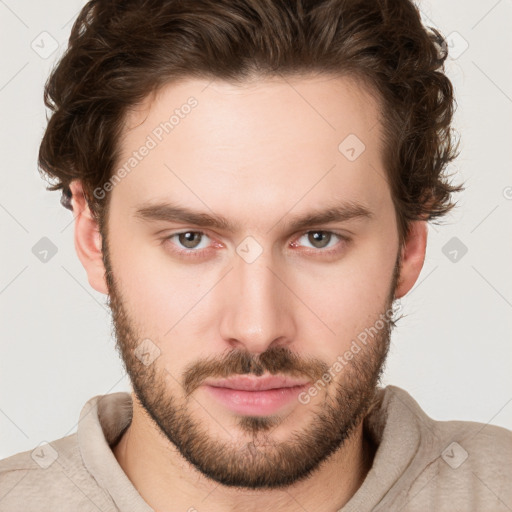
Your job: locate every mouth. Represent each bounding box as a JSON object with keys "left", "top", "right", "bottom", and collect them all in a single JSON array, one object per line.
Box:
[{"left": 201, "top": 375, "right": 311, "bottom": 415}]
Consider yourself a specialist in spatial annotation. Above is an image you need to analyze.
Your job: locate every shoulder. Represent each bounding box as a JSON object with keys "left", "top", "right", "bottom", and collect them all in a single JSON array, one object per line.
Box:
[
  {"left": 382, "top": 386, "right": 512, "bottom": 511},
  {"left": 431, "top": 417, "right": 512, "bottom": 495},
  {"left": 382, "top": 385, "right": 512, "bottom": 463},
  {"left": 419, "top": 397, "right": 512, "bottom": 477},
  {"left": 0, "top": 434, "right": 115, "bottom": 512}
]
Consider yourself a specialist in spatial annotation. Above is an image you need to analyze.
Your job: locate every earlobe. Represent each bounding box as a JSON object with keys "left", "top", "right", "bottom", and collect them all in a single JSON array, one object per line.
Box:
[
  {"left": 69, "top": 180, "right": 109, "bottom": 295},
  {"left": 395, "top": 221, "right": 428, "bottom": 299}
]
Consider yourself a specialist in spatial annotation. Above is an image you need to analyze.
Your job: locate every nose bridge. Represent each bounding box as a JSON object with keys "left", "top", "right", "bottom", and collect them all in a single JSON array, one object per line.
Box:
[{"left": 219, "top": 244, "right": 295, "bottom": 353}]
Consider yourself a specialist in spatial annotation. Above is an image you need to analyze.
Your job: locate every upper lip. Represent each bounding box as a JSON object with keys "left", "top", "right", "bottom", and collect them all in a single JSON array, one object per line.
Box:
[{"left": 203, "top": 375, "right": 310, "bottom": 391}]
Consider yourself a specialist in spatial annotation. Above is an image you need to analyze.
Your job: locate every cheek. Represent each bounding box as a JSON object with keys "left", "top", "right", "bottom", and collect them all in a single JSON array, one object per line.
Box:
[
  {"left": 108, "top": 228, "right": 204, "bottom": 337},
  {"left": 295, "top": 233, "right": 398, "bottom": 351},
  {"left": 109, "top": 232, "right": 229, "bottom": 376}
]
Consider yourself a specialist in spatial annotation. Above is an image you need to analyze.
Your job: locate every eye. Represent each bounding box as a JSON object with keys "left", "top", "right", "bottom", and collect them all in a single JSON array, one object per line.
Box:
[
  {"left": 167, "top": 231, "right": 211, "bottom": 251},
  {"left": 162, "top": 229, "right": 348, "bottom": 259},
  {"left": 292, "top": 230, "right": 347, "bottom": 252}
]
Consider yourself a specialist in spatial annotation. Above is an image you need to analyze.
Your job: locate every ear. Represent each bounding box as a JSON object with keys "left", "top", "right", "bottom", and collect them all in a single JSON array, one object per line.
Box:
[
  {"left": 68, "top": 180, "right": 108, "bottom": 295},
  {"left": 395, "top": 221, "right": 428, "bottom": 299}
]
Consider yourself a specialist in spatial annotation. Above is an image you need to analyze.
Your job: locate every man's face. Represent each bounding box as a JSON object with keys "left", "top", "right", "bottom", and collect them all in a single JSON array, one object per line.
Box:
[{"left": 102, "top": 75, "right": 401, "bottom": 488}]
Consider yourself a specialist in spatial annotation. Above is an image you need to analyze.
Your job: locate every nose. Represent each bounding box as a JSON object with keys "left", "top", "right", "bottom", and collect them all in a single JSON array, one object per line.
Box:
[{"left": 218, "top": 246, "right": 296, "bottom": 355}]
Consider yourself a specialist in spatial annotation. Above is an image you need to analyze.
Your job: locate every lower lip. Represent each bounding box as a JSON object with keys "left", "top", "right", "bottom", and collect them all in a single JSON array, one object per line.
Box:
[{"left": 203, "top": 384, "right": 309, "bottom": 415}]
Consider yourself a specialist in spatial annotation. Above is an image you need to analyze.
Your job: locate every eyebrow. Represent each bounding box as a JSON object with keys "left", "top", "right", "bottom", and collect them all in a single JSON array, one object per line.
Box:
[{"left": 133, "top": 200, "right": 373, "bottom": 233}]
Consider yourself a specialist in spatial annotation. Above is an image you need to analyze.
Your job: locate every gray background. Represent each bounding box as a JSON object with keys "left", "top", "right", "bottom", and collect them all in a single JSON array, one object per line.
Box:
[{"left": 1, "top": 0, "right": 511, "bottom": 459}]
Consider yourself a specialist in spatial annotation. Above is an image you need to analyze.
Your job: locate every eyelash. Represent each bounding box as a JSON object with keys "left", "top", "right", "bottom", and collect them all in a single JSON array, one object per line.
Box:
[{"left": 161, "top": 230, "right": 350, "bottom": 259}]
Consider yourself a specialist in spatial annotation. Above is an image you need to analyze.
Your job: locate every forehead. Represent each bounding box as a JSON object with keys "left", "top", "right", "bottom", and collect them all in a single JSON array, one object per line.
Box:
[{"left": 111, "top": 74, "right": 390, "bottom": 224}]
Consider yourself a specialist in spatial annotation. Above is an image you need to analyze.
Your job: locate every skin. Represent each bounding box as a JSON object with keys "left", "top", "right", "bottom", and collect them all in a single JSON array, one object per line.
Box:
[{"left": 70, "top": 74, "right": 427, "bottom": 511}]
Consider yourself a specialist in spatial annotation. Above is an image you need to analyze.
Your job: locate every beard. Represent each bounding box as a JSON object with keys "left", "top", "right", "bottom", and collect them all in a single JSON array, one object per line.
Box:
[{"left": 102, "top": 232, "right": 399, "bottom": 490}]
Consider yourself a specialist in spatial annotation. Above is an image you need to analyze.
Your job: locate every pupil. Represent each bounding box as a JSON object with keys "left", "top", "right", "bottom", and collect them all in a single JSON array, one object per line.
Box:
[
  {"left": 180, "top": 232, "right": 200, "bottom": 248},
  {"left": 309, "top": 231, "right": 330, "bottom": 248}
]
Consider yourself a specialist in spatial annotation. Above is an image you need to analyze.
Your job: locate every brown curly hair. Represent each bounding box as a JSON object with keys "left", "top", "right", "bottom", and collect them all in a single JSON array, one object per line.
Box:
[{"left": 38, "top": 0, "right": 462, "bottom": 242}]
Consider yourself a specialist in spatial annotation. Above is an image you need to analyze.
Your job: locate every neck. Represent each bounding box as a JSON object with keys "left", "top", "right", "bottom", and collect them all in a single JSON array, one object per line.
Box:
[{"left": 112, "top": 393, "right": 374, "bottom": 512}]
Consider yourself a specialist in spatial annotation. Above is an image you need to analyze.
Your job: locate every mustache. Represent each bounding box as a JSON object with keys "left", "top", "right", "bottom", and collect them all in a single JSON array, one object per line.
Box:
[{"left": 182, "top": 346, "right": 330, "bottom": 396}]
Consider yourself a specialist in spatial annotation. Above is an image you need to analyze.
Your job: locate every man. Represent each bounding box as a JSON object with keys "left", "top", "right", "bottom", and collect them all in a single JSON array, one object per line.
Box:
[{"left": 1, "top": 0, "right": 510, "bottom": 511}]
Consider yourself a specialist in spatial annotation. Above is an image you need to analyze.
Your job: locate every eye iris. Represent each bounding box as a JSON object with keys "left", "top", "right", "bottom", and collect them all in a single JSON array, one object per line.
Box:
[
  {"left": 308, "top": 231, "right": 331, "bottom": 248},
  {"left": 178, "top": 232, "right": 202, "bottom": 249}
]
